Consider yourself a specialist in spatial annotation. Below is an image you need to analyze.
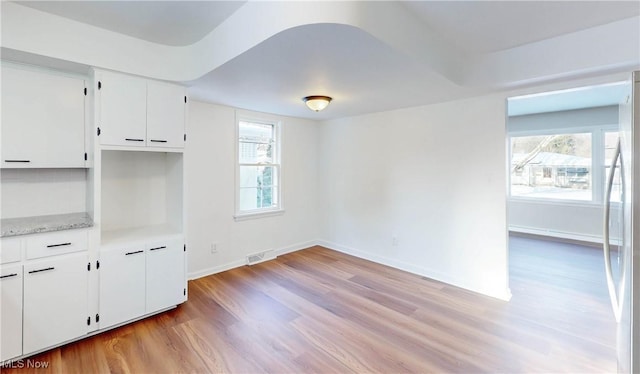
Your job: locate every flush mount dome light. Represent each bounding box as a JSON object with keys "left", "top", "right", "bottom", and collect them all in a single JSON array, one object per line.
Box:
[{"left": 303, "top": 95, "right": 332, "bottom": 112}]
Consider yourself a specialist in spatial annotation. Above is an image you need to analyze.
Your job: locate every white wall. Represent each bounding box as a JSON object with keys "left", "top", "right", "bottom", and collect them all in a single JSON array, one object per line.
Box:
[
  {"left": 509, "top": 200, "right": 621, "bottom": 243},
  {"left": 317, "top": 95, "right": 510, "bottom": 300},
  {"left": 185, "top": 101, "right": 320, "bottom": 278},
  {"left": 0, "top": 169, "right": 87, "bottom": 219}
]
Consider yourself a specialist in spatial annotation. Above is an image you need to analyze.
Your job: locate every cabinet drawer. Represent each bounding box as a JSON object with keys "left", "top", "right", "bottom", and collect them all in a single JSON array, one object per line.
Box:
[
  {"left": 0, "top": 237, "right": 22, "bottom": 264},
  {"left": 26, "top": 230, "right": 88, "bottom": 259}
]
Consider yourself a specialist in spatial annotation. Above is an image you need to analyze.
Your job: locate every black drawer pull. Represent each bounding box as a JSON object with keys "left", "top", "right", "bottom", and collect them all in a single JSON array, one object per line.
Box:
[
  {"left": 0, "top": 273, "right": 18, "bottom": 279},
  {"left": 28, "top": 267, "right": 55, "bottom": 274},
  {"left": 125, "top": 138, "right": 144, "bottom": 142},
  {"left": 150, "top": 139, "right": 167, "bottom": 143},
  {"left": 125, "top": 250, "right": 144, "bottom": 256},
  {"left": 4, "top": 160, "right": 31, "bottom": 163},
  {"left": 47, "top": 242, "right": 72, "bottom": 248},
  {"left": 149, "top": 246, "right": 166, "bottom": 251}
]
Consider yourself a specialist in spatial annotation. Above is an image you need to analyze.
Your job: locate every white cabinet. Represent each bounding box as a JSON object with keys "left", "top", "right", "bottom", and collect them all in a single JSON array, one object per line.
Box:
[
  {"left": 98, "top": 72, "right": 147, "bottom": 146},
  {"left": 99, "top": 245, "right": 146, "bottom": 328},
  {"left": 99, "top": 235, "right": 185, "bottom": 329},
  {"left": 1, "top": 237, "right": 22, "bottom": 264},
  {"left": 23, "top": 253, "right": 89, "bottom": 355},
  {"left": 0, "top": 264, "right": 23, "bottom": 361},
  {"left": 97, "top": 71, "right": 185, "bottom": 149},
  {"left": 147, "top": 81, "right": 186, "bottom": 148},
  {"left": 146, "top": 238, "right": 185, "bottom": 312},
  {"left": 25, "top": 230, "right": 89, "bottom": 260},
  {"left": 1, "top": 65, "right": 86, "bottom": 168}
]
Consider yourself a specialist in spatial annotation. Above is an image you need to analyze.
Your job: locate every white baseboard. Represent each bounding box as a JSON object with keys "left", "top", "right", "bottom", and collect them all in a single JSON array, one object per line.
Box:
[
  {"left": 187, "top": 239, "right": 319, "bottom": 280},
  {"left": 275, "top": 239, "right": 318, "bottom": 257},
  {"left": 188, "top": 238, "right": 512, "bottom": 301},
  {"left": 188, "top": 259, "right": 246, "bottom": 280},
  {"left": 508, "top": 225, "right": 605, "bottom": 244},
  {"left": 316, "top": 240, "right": 512, "bottom": 301}
]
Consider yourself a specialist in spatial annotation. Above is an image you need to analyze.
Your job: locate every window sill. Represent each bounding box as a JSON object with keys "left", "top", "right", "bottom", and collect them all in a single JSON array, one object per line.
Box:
[
  {"left": 509, "top": 196, "right": 621, "bottom": 208},
  {"left": 234, "top": 209, "right": 285, "bottom": 222},
  {"left": 507, "top": 196, "right": 602, "bottom": 206}
]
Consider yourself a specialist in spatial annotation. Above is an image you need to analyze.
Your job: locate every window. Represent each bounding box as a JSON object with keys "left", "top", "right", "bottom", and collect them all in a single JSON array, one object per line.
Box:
[
  {"left": 604, "top": 131, "right": 621, "bottom": 203},
  {"left": 510, "top": 133, "right": 593, "bottom": 201},
  {"left": 236, "top": 118, "right": 281, "bottom": 218}
]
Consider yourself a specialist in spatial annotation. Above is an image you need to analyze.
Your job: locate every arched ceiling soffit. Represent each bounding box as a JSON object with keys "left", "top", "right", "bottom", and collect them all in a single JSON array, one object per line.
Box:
[
  {"left": 1, "top": 1, "right": 465, "bottom": 85},
  {"left": 2, "top": 1, "right": 638, "bottom": 90}
]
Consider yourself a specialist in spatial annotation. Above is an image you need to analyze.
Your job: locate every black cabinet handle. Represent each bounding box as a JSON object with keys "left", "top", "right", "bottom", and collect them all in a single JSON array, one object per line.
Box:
[
  {"left": 4, "top": 160, "right": 31, "bottom": 163},
  {"left": 0, "top": 273, "right": 18, "bottom": 279},
  {"left": 150, "top": 140, "right": 167, "bottom": 143},
  {"left": 125, "top": 250, "right": 144, "bottom": 256},
  {"left": 149, "top": 246, "right": 166, "bottom": 251},
  {"left": 28, "top": 267, "right": 55, "bottom": 274},
  {"left": 125, "top": 138, "right": 144, "bottom": 142},
  {"left": 47, "top": 242, "right": 72, "bottom": 248}
]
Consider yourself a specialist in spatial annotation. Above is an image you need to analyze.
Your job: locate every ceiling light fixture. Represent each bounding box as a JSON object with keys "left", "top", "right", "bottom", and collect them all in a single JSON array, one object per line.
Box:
[{"left": 303, "top": 95, "right": 332, "bottom": 112}]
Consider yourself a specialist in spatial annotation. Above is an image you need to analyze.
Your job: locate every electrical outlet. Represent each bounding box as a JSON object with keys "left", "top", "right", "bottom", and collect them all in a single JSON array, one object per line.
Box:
[
  {"left": 392, "top": 236, "right": 399, "bottom": 247},
  {"left": 211, "top": 243, "right": 218, "bottom": 254}
]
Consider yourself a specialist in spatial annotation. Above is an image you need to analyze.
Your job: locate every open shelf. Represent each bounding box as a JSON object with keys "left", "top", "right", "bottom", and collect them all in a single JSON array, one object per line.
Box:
[
  {"left": 100, "top": 150, "right": 183, "bottom": 245},
  {"left": 101, "top": 224, "right": 182, "bottom": 247}
]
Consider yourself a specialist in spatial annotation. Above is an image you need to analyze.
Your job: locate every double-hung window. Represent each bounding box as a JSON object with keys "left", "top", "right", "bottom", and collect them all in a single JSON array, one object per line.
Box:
[
  {"left": 509, "top": 127, "right": 618, "bottom": 203},
  {"left": 236, "top": 118, "right": 282, "bottom": 219},
  {"left": 510, "top": 132, "right": 593, "bottom": 201}
]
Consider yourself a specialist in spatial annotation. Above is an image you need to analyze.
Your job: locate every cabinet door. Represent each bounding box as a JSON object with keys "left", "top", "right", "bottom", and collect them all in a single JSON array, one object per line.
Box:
[
  {"left": 1, "top": 66, "right": 85, "bottom": 168},
  {"left": 99, "top": 72, "right": 147, "bottom": 147},
  {"left": 0, "top": 264, "right": 23, "bottom": 361},
  {"left": 146, "top": 81, "right": 185, "bottom": 149},
  {"left": 99, "top": 245, "right": 146, "bottom": 329},
  {"left": 23, "top": 253, "right": 88, "bottom": 354},
  {"left": 146, "top": 237, "right": 185, "bottom": 312}
]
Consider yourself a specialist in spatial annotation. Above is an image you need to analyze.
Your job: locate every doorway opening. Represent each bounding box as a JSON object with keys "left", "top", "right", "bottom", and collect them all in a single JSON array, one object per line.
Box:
[{"left": 505, "top": 81, "right": 628, "bottom": 371}]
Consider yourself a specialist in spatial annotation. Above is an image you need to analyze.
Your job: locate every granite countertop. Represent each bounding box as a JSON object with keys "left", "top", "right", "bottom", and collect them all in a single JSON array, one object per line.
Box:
[{"left": 1, "top": 212, "right": 94, "bottom": 237}]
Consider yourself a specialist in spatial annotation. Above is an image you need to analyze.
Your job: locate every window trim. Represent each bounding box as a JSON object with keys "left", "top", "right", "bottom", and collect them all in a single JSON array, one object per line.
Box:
[
  {"left": 234, "top": 115, "right": 284, "bottom": 220},
  {"left": 508, "top": 124, "right": 618, "bottom": 206}
]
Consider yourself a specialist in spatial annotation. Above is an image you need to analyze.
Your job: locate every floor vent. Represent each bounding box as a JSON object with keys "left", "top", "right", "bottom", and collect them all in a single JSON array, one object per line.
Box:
[{"left": 246, "top": 250, "right": 275, "bottom": 265}]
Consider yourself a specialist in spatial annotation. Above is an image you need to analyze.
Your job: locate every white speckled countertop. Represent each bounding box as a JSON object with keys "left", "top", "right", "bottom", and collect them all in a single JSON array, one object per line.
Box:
[{"left": 1, "top": 212, "right": 93, "bottom": 237}]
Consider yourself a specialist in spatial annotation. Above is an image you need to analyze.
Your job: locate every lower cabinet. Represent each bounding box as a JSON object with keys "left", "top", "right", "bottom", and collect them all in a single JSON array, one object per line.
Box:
[
  {"left": 0, "top": 264, "right": 23, "bottom": 362},
  {"left": 146, "top": 239, "right": 186, "bottom": 312},
  {"left": 99, "top": 244, "right": 146, "bottom": 328},
  {"left": 23, "top": 253, "right": 89, "bottom": 355},
  {"left": 0, "top": 233, "right": 185, "bottom": 360},
  {"left": 99, "top": 236, "right": 185, "bottom": 329}
]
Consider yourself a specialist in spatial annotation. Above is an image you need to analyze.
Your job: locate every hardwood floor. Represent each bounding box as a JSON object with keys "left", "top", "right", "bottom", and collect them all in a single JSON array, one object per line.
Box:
[{"left": 3, "top": 237, "right": 616, "bottom": 373}]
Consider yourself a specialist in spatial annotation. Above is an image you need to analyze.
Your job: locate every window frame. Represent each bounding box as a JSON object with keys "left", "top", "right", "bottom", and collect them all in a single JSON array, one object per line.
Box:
[
  {"left": 234, "top": 115, "right": 284, "bottom": 221},
  {"left": 508, "top": 124, "right": 618, "bottom": 206}
]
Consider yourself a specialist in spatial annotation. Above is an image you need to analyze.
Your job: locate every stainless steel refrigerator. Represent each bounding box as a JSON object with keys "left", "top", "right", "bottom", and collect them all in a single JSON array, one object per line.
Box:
[{"left": 603, "top": 71, "right": 639, "bottom": 373}]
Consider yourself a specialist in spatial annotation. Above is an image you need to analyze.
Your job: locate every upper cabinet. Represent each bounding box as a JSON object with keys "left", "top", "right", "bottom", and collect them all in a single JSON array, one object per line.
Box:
[
  {"left": 96, "top": 70, "right": 186, "bottom": 150},
  {"left": 1, "top": 65, "right": 86, "bottom": 168},
  {"left": 97, "top": 72, "right": 147, "bottom": 146}
]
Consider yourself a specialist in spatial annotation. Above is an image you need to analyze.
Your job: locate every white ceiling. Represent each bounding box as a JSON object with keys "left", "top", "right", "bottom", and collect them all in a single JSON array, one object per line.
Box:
[
  {"left": 4, "top": 1, "right": 640, "bottom": 119},
  {"left": 403, "top": 1, "right": 640, "bottom": 54},
  {"left": 16, "top": 1, "right": 245, "bottom": 46},
  {"left": 508, "top": 81, "right": 630, "bottom": 117},
  {"left": 188, "top": 23, "right": 477, "bottom": 119}
]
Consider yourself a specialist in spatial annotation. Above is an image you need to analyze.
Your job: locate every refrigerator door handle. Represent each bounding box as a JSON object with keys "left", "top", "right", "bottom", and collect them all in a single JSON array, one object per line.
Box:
[{"left": 603, "top": 138, "right": 621, "bottom": 322}]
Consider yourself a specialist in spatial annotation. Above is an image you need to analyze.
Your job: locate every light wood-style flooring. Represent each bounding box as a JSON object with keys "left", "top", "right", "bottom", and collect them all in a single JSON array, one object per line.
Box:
[{"left": 3, "top": 236, "right": 616, "bottom": 373}]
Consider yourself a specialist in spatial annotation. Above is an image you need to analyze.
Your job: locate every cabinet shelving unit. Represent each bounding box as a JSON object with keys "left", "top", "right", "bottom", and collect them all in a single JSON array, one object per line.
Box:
[
  {"left": 92, "top": 69, "right": 187, "bottom": 332},
  {"left": 0, "top": 62, "right": 96, "bottom": 362},
  {"left": 99, "top": 150, "right": 184, "bottom": 245},
  {"left": 0, "top": 63, "right": 187, "bottom": 362}
]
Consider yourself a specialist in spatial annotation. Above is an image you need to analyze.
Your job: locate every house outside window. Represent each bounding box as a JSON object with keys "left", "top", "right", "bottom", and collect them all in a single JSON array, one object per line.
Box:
[
  {"left": 511, "top": 133, "right": 593, "bottom": 201},
  {"left": 235, "top": 118, "right": 282, "bottom": 219}
]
